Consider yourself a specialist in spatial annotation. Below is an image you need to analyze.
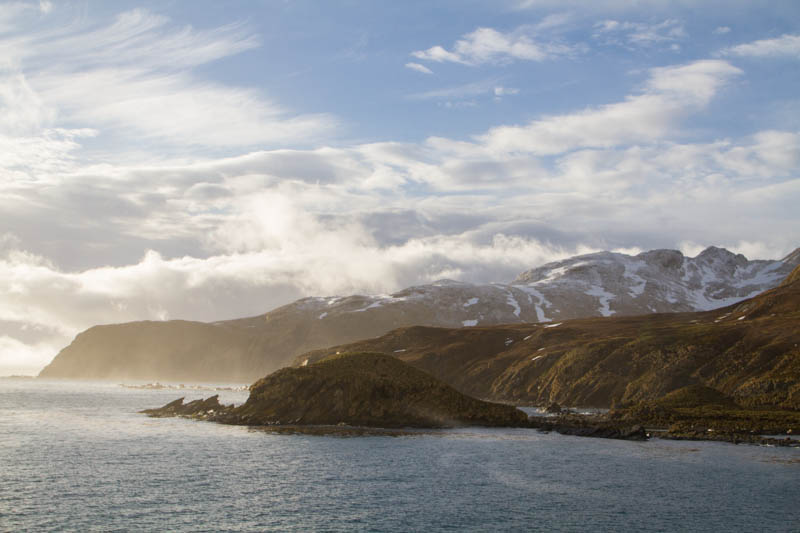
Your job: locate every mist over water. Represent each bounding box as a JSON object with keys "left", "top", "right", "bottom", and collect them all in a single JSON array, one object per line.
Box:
[{"left": 1, "top": 379, "right": 798, "bottom": 531}]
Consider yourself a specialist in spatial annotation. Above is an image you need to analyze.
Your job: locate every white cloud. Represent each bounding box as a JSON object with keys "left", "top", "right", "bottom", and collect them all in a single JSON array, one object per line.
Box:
[
  {"left": 479, "top": 60, "right": 741, "bottom": 155},
  {"left": 0, "top": 335, "right": 59, "bottom": 376},
  {"left": 0, "top": 216, "right": 594, "bottom": 374},
  {"left": 0, "top": 69, "right": 54, "bottom": 134},
  {"left": 0, "top": 8, "right": 336, "bottom": 150},
  {"left": 18, "top": 9, "right": 260, "bottom": 70},
  {"left": 513, "top": 0, "right": 747, "bottom": 11},
  {"left": 713, "top": 26, "right": 731, "bottom": 35},
  {"left": 721, "top": 34, "right": 800, "bottom": 58},
  {"left": 34, "top": 70, "right": 336, "bottom": 148},
  {"left": 405, "top": 62, "right": 433, "bottom": 74},
  {"left": 0, "top": 2, "right": 39, "bottom": 33},
  {"left": 409, "top": 79, "right": 502, "bottom": 101},
  {"left": 411, "top": 26, "right": 580, "bottom": 66},
  {"left": 494, "top": 86, "right": 520, "bottom": 96},
  {"left": 717, "top": 131, "right": 800, "bottom": 178}
]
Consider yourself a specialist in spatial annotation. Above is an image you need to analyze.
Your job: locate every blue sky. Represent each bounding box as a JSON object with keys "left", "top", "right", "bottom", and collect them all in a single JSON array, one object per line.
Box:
[{"left": 1, "top": 0, "right": 799, "bottom": 373}]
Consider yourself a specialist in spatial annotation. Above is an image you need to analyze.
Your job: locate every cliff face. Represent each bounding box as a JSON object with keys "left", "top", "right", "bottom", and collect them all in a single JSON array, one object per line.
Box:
[
  {"left": 296, "top": 265, "right": 800, "bottom": 410},
  {"left": 39, "top": 320, "right": 270, "bottom": 382},
  {"left": 144, "top": 352, "right": 528, "bottom": 428}
]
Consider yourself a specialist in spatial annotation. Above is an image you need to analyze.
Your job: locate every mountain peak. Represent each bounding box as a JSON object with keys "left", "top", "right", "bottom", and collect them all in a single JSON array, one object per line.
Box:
[
  {"left": 636, "top": 248, "right": 684, "bottom": 270},
  {"left": 695, "top": 246, "right": 749, "bottom": 269},
  {"left": 696, "top": 245, "right": 734, "bottom": 258}
]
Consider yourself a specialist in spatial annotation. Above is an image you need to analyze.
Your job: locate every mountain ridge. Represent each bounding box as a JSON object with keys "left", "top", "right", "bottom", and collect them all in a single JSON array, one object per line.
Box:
[{"left": 39, "top": 246, "right": 799, "bottom": 382}]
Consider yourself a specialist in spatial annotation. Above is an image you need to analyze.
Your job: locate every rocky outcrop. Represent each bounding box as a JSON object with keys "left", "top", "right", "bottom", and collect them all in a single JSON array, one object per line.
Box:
[{"left": 143, "top": 352, "right": 528, "bottom": 429}]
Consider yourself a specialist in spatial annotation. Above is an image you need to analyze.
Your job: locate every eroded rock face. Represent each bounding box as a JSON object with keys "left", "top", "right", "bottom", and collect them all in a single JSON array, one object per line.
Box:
[{"left": 143, "top": 353, "right": 528, "bottom": 429}]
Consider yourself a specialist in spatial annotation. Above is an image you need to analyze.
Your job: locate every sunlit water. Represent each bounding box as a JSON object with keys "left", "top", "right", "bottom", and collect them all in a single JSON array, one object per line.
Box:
[{"left": 1, "top": 379, "right": 799, "bottom": 532}]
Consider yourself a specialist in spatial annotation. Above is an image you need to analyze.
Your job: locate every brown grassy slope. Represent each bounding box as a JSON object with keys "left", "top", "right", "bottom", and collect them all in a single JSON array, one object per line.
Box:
[
  {"left": 223, "top": 352, "right": 527, "bottom": 428},
  {"left": 613, "top": 384, "right": 800, "bottom": 436},
  {"left": 296, "top": 266, "right": 800, "bottom": 409}
]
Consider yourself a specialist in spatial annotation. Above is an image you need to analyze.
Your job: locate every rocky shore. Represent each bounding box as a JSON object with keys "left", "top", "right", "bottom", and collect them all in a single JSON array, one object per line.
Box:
[
  {"left": 141, "top": 352, "right": 648, "bottom": 440},
  {"left": 142, "top": 353, "right": 798, "bottom": 446},
  {"left": 607, "top": 384, "right": 800, "bottom": 447}
]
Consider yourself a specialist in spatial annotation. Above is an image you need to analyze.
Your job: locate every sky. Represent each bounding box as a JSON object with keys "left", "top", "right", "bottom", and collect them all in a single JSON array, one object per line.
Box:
[{"left": 1, "top": 0, "right": 799, "bottom": 374}]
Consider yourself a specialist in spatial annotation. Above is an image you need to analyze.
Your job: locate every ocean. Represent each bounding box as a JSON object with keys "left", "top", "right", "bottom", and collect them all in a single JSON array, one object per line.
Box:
[{"left": 1, "top": 378, "right": 798, "bottom": 532}]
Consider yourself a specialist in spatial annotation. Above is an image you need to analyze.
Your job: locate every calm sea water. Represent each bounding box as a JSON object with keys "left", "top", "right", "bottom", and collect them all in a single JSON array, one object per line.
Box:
[{"left": 1, "top": 379, "right": 799, "bottom": 532}]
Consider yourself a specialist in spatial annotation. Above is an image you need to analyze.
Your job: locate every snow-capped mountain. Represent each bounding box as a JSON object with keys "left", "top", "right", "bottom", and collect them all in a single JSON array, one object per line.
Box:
[
  {"left": 511, "top": 246, "right": 799, "bottom": 320},
  {"left": 41, "top": 246, "right": 799, "bottom": 381},
  {"left": 278, "top": 246, "right": 800, "bottom": 327}
]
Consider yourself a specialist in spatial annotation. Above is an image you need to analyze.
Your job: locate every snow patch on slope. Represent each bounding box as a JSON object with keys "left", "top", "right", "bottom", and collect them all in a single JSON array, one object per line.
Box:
[
  {"left": 514, "top": 286, "right": 552, "bottom": 322},
  {"left": 585, "top": 286, "right": 616, "bottom": 317},
  {"left": 505, "top": 291, "right": 521, "bottom": 317}
]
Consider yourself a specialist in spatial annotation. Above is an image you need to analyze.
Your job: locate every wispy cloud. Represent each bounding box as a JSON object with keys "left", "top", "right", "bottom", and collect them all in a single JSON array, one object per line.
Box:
[
  {"left": 407, "top": 79, "right": 523, "bottom": 107},
  {"left": 494, "top": 86, "right": 520, "bottom": 97},
  {"left": 409, "top": 79, "right": 501, "bottom": 100},
  {"left": 593, "top": 18, "right": 686, "bottom": 48},
  {"left": 721, "top": 34, "right": 800, "bottom": 58},
  {"left": 478, "top": 60, "right": 741, "bottom": 155},
  {"left": 0, "top": 8, "right": 336, "bottom": 151},
  {"left": 405, "top": 62, "right": 433, "bottom": 74},
  {"left": 411, "top": 26, "right": 581, "bottom": 66}
]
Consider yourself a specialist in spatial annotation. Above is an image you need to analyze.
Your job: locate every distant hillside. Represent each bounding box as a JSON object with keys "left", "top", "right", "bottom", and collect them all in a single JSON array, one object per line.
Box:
[
  {"left": 39, "top": 246, "right": 798, "bottom": 382},
  {"left": 297, "top": 265, "right": 800, "bottom": 410}
]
